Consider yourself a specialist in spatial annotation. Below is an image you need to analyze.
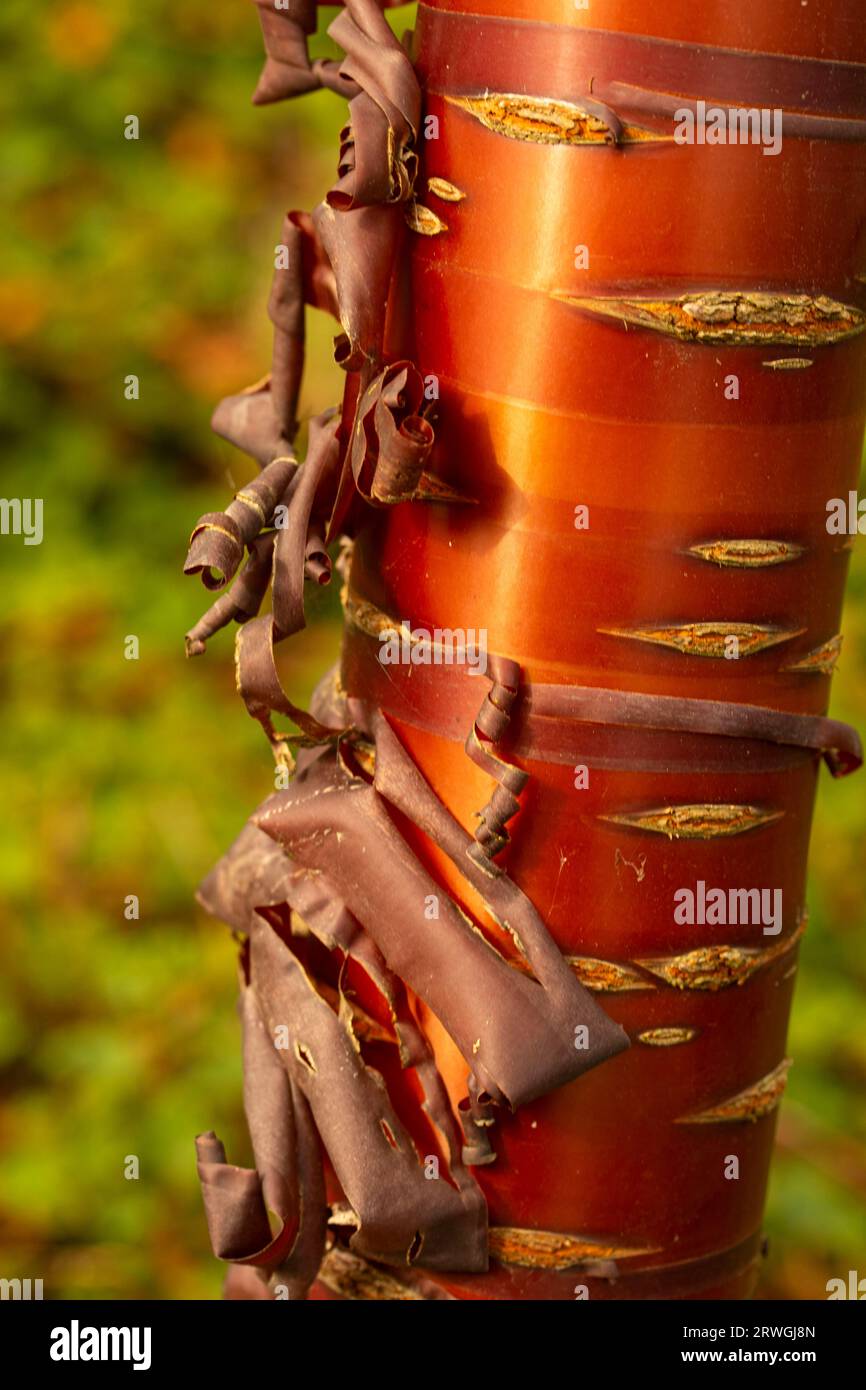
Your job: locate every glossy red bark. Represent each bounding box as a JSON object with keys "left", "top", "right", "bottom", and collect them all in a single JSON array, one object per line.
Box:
[{"left": 327, "top": 0, "right": 866, "bottom": 1298}]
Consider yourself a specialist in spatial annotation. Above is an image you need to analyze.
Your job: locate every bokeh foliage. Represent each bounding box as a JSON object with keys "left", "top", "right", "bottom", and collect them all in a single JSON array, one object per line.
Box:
[{"left": 0, "top": 0, "right": 862, "bottom": 1300}]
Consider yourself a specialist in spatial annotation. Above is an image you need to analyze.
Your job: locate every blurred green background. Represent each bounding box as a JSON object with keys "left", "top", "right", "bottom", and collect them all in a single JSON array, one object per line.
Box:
[{"left": 0, "top": 0, "right": 863, "bottom": 1300}]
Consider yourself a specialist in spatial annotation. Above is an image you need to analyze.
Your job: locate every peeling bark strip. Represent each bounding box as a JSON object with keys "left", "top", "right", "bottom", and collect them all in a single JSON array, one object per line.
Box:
[
  {"left": 687, "top": 540, "right": 805, "bottom": 569},
  {"left": 249, "top": 918, "right": 487, "bottom": 1270},
  {"left": 446, "top": 93, "right": 662, "bottom": 146},
  {"left": 464, "top": 657, "right": 529, "bottom": 867},
  {"left": 599, "top": 804, "right": 784, "bottom": 839},
  {"left": 249, "top": 0, "right": 355, "bottom": 106},
  {"left": 416, "top": 8, "right": 866, "bottom": 132},
  {"left": 612, "top": 87, "right": 866, "bottom": 144},
  {"left": 677, "top": 1060, "right": 793, "bottom": 1125},
  {"left": 599, "top": 622, "right": 804, "bottom": 658},
  {"left": 196, "top": 828, "right": 489, "bottom": 1276},
  {"left": 254, "top": 735, "right": 628, "bottom": 1111},
  {"left": 343, "top": 590, "right": 862, "bottom": 774},
  {"left": 644, "top": 87, "right": 866, "bottom": 143},
  {"left": 349, "top": 363, "right": 441, "bottom": 504},
  {"left": 185, "top": 455, "right": 297, "bottom": 591},
  {"left": 186, "top": 533, "right": 277, "bottom": 657},
  {"left": 639, "top": 920, "right": 807, "bottom": 992},
  {"left": 488, "top": 1227, "right": 661, "bottom": 1271},
  {"left": 317, "top": 1247, "right": 430, "bottom": 1300},
  {"left": 558, "top": 293, "right": 866, "bottom": 348}
]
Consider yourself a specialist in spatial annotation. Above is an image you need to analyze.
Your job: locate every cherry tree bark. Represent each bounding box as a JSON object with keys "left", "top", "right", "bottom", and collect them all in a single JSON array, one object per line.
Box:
[{"left": 184, "top": 0, "right": 866, "bottom": 1300}]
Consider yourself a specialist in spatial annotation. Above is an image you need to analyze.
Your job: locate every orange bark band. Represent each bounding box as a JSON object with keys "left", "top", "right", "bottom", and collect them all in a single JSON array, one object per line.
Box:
[
  {"left": 339, "top": 609, "right": 864, "bottom": 776},
  {"left": 414, "top": 4, "right": 866, "bottom": 134},
  {"left": 422, "top": 0, "right": 866, "bottom": 65}
]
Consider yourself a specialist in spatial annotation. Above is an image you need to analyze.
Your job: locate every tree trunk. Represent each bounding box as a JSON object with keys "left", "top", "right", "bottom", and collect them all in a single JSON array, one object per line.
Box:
[{"left": 185, "top": 0, "right": 866, "bottom": 1301}]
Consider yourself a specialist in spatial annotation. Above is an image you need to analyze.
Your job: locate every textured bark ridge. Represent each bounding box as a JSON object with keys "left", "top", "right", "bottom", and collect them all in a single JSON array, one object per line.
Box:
[{"left": 184, "top": 0, "right": 866, "bottom": 1300}]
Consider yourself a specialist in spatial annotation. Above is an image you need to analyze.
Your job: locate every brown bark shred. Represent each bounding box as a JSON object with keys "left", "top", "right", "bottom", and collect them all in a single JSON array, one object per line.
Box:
[
  {"left": 464, "top": 657, "right": 530, "bottom": 867},
  {"left": 318, "top": 1247, "right": 430, "bottom": 1300}
]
